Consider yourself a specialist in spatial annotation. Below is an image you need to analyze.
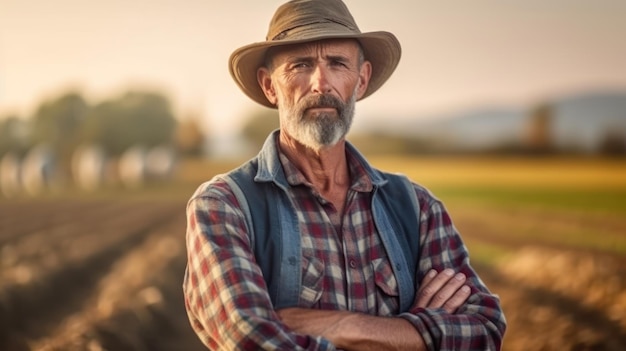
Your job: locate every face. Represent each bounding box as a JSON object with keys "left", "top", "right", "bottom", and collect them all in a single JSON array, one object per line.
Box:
[{"left": 258, "top": 39, "right": 372, "bottom": 150}]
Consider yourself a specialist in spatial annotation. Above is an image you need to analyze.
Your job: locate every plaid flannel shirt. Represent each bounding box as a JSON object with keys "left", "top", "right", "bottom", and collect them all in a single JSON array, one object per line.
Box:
[{"left": 184, "top": 134, "right": 506, "bottom": 350}]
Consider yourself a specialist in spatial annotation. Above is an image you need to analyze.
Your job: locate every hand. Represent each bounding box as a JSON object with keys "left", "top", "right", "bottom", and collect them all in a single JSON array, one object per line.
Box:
[{"left": 415, "top": 268, "right": 471, "bottom": 313}]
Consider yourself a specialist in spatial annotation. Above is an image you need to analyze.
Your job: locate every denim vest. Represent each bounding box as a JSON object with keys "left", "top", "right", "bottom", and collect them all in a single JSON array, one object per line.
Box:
[{"left": 221, "top": 132, "right": 420, "bottom": 312}]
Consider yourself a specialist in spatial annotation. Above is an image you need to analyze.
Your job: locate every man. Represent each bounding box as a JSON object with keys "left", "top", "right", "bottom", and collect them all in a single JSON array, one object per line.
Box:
[{"left": 184, "top": 0, "right": 506, "bottom": 350}]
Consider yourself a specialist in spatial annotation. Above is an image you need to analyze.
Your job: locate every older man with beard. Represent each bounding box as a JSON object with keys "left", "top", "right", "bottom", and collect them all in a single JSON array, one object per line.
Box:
[{"left": 183, "top": 1, "right": 506, "bottom": 350}]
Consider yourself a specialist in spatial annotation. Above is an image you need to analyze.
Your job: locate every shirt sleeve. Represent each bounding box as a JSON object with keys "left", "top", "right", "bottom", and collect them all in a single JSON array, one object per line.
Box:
[
  {"left": 183, "top": 178, "right": 335, "bottom": 351},
  {"left": 398, "top": 185, "right": 507, "bottom": 351}
]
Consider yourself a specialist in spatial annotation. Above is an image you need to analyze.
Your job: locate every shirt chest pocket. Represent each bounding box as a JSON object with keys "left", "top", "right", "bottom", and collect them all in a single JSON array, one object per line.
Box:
[
  {"left": 299, "top": 256, "right": 324, "bottom": 308},
  {"left": 371, "top": 257, "right": 399, "bottom": 314}
]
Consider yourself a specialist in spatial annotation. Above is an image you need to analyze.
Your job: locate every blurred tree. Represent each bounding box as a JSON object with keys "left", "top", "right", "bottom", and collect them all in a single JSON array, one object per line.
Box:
[
  {"left": 31, "top": 92, "right": 89, "bottom": 173},
  {"left": 240, "top": 108, "right": 279, "bottom": 150},
  {"left": 0, "top": 115, "right": 30, "bottom": 156},
  {"left": 175, "top": 114, "right": 206, "bottom": 157},
  {"left": 82, "top": 91, "right": 177, "bottom": 156},
  {"left": 599, "top": 129, "right": 626, "bottom": 156},
  {"left": 524, "top": 103, "right": 554, "bottom": 154},
  {"left": 31, "top": 92, "right": 89, "bottom": 148}
]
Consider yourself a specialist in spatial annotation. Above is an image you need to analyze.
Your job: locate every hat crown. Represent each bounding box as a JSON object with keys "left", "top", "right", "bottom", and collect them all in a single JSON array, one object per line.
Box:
[{"left": 267, "top": 0, "right": 361, "bottom": 41}]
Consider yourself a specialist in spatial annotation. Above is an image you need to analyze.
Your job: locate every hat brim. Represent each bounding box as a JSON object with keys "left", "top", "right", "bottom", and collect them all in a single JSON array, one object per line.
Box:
[{"left": 229, "top": 31, "right": 401, "bottom": 108}]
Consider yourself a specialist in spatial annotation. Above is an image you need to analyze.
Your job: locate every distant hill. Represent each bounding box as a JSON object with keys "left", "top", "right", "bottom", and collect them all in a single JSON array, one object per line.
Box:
[
  {"left": 552, "top": 91, "right": 626, "bottom": 151},
  {"left": 357, "top": 89, "right": 626, "bottom": 153}
]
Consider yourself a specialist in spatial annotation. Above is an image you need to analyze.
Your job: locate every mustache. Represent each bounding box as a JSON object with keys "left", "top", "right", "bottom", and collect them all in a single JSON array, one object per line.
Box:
[{"left": 299, "top": 94, "right": 344, "bottom": 112}]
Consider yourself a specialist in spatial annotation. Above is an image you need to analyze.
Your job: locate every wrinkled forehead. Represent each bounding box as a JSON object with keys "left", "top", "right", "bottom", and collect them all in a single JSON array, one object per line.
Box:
[{"left": 265, "top": 38, "right": 362, "bottom": 65}]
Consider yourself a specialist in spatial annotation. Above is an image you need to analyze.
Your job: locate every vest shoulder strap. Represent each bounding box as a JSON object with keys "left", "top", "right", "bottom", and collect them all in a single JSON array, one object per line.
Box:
[
  {"left": 221, "top": 160, "right": 289, "bottom": 306},
  {"left": 377, "top": 172, "right": 421, "bottom": 278}
]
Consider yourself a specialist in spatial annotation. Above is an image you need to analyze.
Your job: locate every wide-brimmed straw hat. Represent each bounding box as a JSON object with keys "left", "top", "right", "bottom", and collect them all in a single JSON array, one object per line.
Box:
[{"left": 228, "top": 0, "right": 402, "bottom": 108}]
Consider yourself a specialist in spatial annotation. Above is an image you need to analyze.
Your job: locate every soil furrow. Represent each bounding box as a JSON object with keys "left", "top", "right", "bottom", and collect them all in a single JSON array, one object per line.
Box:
[
  {"left": 475, "top": 260, "right": 626, "bottom": 351},
  {"left": 28, "top": 211, "right": 203, "bottom": 351},
  {"left": 0, "top": 200, "right": 114, "bottom": 243},
  {"left": 0, "top": 200, "right": 185, "bottom": 350}
]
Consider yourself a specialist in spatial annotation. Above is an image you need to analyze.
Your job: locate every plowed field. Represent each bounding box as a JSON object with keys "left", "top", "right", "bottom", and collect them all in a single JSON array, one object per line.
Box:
[
  {"left": 0, "top": 196, "right": 205, "bottom": 351},
  {"left": 1, "top": 156, "right": 625, "bottom": 350}
]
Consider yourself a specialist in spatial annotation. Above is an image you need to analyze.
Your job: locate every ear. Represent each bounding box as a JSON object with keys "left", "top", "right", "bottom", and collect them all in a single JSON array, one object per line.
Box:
[
  {"left": 356, "top": 60, "right": 372, "bottom": 99},
  {"left": 257, "top": 67, "right": 277, "bottom": 105}
]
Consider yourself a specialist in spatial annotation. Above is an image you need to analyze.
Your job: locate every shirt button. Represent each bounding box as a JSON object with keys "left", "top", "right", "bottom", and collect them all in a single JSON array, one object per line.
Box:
[{"left": 349, "top": 259, "right": 357, "bottom": 268}]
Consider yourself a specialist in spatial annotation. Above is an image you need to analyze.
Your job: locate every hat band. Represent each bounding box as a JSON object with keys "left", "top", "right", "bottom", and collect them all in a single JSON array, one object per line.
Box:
[{"left": 271, "top": 19, "right": 358, "bottom": 41}]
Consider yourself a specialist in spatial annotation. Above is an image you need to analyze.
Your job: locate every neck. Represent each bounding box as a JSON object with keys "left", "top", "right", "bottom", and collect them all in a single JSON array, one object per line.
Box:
[{"left": 279, "top": 130, "right": 350, "bottom": 196}]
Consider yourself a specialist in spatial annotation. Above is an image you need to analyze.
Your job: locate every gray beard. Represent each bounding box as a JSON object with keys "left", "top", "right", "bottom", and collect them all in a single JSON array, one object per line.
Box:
[{"left": 279, "top": 93, "right": 356, "bottom": 151}]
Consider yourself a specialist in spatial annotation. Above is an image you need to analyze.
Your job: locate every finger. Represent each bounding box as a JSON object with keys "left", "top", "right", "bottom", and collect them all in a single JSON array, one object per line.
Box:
[
  {"left": 442, "top": 285, "right": 472, "bottom": 314},
  {"left": 428, "top": 272, "right": 468, "bottom": 309},
  {"left": 418, "top": 269, "right": 437, "bottom": 291},
  {"left": 416, "top": 268, "right": 456, "bottom": 307}
]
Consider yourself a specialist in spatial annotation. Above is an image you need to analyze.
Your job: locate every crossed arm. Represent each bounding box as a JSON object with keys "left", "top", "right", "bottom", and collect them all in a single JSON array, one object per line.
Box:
[{"left": 277, "top": 268, "right": 471, "bottom": 351}]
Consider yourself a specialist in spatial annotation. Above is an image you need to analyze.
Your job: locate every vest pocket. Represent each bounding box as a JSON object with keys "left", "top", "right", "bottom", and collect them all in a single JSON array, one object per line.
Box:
[{"left": 300, "top": 256, "right": 324, "bottom": 307}]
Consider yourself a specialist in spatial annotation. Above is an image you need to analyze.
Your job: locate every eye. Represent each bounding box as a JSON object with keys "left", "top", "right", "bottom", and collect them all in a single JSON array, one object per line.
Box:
[
  {"left": 291, "top": 61, "right": 311, "bottom": 70},
  {"left": 330, "top": 59, "right": 348, "bottom": 68}
]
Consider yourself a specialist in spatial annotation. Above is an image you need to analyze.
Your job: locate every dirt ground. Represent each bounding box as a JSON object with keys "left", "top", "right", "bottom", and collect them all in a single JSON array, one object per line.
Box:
[{"left": 0, "top": 197, "right": 624, "bottom": 350}]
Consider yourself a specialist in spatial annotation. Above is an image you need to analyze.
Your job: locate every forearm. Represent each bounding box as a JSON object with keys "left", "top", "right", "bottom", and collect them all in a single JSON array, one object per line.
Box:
[
  {"left": 337, "top": 313, "right": 427, "bottom": 351},
  {"left": 401, "top": 303, "right": 505, "bottom": 351},
  {"left": 408, "top": 267, "right": 505, "bottom": 350},
  {"left": 278, "top": 308, "right": 426, "bottom": 351},
  {"left": 413, "top": 196, "right": 506, "bottom": 350},
  {"left": 407, "top": 268, "right": 505, "bottom": 350}
]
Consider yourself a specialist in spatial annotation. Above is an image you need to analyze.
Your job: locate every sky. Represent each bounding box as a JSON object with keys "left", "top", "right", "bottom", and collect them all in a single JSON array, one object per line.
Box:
[{"left": 1, "top": 0, "right": 626, "bottom": 139}]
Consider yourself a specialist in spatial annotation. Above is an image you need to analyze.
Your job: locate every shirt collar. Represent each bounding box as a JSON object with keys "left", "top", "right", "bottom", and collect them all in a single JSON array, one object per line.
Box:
[{"left": 254, "top": 130, "right": 386, "bottom": 192}]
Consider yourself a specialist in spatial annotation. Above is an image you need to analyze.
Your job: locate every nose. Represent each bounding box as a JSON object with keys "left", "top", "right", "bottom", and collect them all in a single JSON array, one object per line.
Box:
[{"left": 310, "top": 65, "right": 332, "bottom": 94}]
